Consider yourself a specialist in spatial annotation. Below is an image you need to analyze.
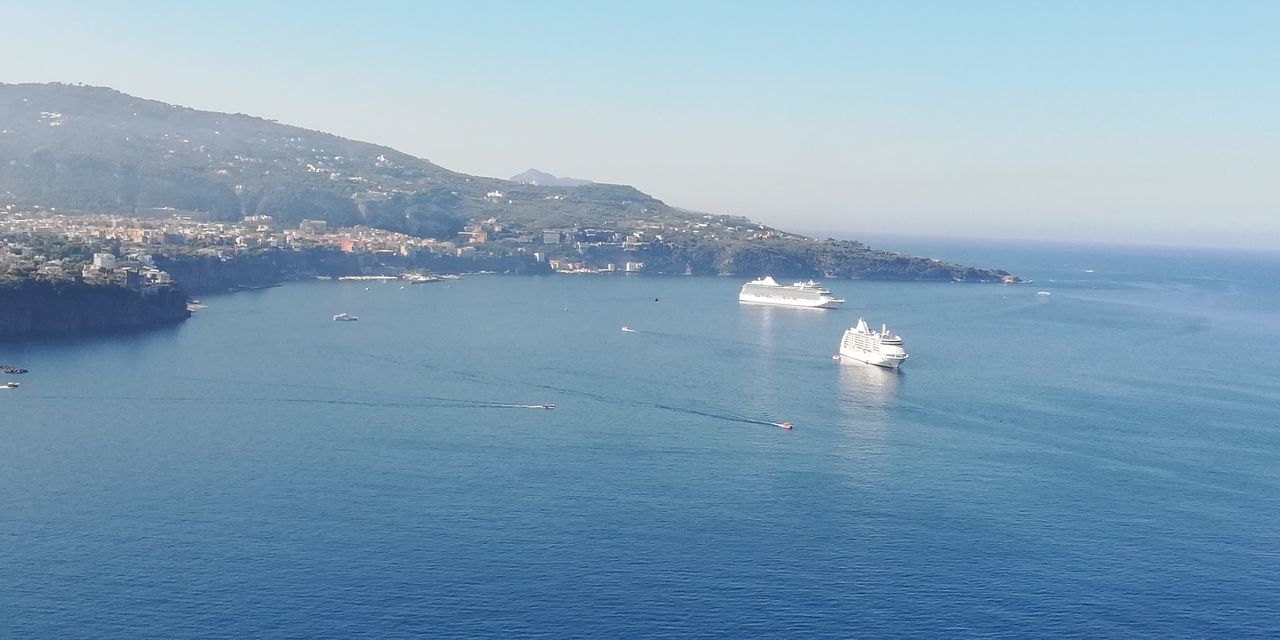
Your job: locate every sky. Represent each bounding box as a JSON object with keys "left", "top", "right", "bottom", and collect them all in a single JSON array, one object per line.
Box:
[{"left": 3, "top": 1, "right": 1278, "bottom": 248}]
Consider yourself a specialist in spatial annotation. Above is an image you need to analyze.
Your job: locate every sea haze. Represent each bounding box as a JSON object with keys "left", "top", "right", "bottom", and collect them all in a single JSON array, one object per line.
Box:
[{"left": 2, "top": 243, "right": 1279, "bottom": 638}]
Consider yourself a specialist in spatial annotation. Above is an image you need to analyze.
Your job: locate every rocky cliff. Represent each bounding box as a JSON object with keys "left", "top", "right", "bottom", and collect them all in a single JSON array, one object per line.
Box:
[
  {"left": 0, "top": 279, "right": 190, "bottom": 340},
  {"left": 155, "top": 247, "right": 549, "bottom": 295}
]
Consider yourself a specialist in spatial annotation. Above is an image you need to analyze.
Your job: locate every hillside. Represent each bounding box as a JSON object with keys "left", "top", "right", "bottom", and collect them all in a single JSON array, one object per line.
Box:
[
  {"left": 0, "top": 83, "right": 669, "bottom": 233},
  {"left": 0, "top": 83, "right": 1015, "bottom": 282}
]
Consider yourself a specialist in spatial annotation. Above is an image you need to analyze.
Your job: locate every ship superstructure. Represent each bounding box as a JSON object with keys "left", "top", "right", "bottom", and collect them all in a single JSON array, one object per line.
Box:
[
  {"left": 838, "top": 317, "right": 908, "bottom": 368},
  {"left": 738, "top": 277, "right": 845, "bottom": 309}
]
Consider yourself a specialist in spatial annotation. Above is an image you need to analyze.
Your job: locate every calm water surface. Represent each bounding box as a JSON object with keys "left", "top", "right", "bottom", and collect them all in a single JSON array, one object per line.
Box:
[{"left": 3, "top": 243, "right": 1279, "bottom": 638}]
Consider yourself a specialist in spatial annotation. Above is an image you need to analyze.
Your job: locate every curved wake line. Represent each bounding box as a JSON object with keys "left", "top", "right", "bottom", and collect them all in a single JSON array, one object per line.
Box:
[
  {"left": 189, "top": 348, "right": 791, "bottom": 429},
  {"left": 648, "top": 402, "right": 788, "bottom": 429},
  {"left": 25, "top": 391, "right": 784, "bottom": 428},
  {"left": 511, "top": 381, "right": 780, "bottom": 428},
  {"left": 169, "top": 374, "right": 553, "bottom": 410},
  {"left": 19, "top": 394, "right": 554, "bottom": 411}
]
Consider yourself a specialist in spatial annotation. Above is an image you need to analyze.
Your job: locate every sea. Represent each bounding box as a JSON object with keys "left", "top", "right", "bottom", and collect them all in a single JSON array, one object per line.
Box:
[{"left": 3, "top": 239, "right": 1279, "bottom": 638}]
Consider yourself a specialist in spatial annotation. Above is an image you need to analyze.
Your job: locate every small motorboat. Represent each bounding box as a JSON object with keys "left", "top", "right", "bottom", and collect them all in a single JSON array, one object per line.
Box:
[
  {"left": 333, "top": 313, "right": 359, "bottom": 322},
  {"left": 1, "top": 382, "right": 19, "bottom": 389},
  {"left": 536, "top": 403, "right": 555, "bottom": 410},
  {"left": 773, "top": 422, "right": 793, "bottom": 430},
  {"left": 1037, "top": 291, "right": 1052, "bottom": 296},
  {"left": 621, "top": 326, "right": 636, "bottom": 333}
]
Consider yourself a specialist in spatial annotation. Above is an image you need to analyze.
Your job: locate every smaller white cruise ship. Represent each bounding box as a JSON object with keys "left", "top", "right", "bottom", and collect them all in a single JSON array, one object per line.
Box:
[
  {"left": 738, "top": 276, "right": 845, "bottom": 309},
  {"left": 838, "top": 318, "right": 909, "bottom": 368}
]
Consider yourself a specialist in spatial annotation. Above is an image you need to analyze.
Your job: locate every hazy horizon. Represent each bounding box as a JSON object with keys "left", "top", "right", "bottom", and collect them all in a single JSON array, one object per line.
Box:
[{"left": 4, "top": 1, "right": 1277, "bottom": 249}]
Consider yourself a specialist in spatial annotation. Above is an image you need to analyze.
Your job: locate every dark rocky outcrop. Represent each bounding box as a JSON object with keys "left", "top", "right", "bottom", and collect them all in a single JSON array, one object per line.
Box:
[{"left": 0, "top": 279, "right": 190, "bottom": 340}]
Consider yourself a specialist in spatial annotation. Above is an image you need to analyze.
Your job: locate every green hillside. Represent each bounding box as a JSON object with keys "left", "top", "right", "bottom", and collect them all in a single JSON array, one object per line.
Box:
[{"left": 0, "top": 82, "right": 670, "bottom": 233}]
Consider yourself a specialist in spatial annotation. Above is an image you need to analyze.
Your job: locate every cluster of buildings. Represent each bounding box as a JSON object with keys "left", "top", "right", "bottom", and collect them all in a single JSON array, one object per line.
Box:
[
  {"left": 500, "top": 215, "right": 782, "bottom": 274},
  {"left": 0, "top": 210, "right": 476, "bottom": 278},
  {"left": 81, "top": 251, "right": 172, "bottom": 287},
  {"left": 0, "top": 229, "right": 175, "bottom": 291},
  {"left": 1, "top": 204, "right": 788, "bottom": 282}
]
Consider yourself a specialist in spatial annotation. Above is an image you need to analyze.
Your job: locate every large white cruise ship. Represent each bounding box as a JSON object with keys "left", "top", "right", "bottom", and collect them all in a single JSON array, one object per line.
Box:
[
  {"left": 838, "top": 317, "right": 909, "bottom": 368},
  {"left": 738, "top": 276, "right": 845, "bottom": 309}
]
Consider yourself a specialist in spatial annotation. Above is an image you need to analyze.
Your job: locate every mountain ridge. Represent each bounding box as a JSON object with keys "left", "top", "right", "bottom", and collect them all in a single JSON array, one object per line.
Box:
[
  {"left": 0, "top": 82, "right": 1015, "bottom": 282},
  {"left": 0, "top": 82, "right": 669, "bottom": 234},
  {"left": 510, "top": 169, "right": 592, "bottom": 187}
]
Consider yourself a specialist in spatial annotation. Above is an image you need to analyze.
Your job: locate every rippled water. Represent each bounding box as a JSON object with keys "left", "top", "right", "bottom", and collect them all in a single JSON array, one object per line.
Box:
[{"left": 3, "top": 243, "right": 1279, "bottom": 638}]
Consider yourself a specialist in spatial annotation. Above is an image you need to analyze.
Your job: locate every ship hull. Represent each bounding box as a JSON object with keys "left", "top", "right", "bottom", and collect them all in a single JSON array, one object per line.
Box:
[
  {"left": 738, "top": 293, "right": 844, "bottom": 309},
  {"left": 838, "top": 348, "right": 906, "bottom": 368}
]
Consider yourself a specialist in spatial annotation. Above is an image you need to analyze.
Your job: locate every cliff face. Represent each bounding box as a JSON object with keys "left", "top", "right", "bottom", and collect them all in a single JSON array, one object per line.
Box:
[
  {"left": 155, "top": 248, "right": 549, "bottom": 294},
  {"left": 0, "top": 279, "right": 190, "bottom": 340},
  {"left": 154, "top": 250, "right": 358, "bottom": 294}
]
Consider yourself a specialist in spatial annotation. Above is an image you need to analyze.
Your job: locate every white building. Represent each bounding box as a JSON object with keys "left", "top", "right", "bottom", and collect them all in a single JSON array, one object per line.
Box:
[
  {"left": 128, "top": 253, "right": 155, "bottom": 267},
  {"left": 92, "top": 253, "right": 117, "bottom": 269}
]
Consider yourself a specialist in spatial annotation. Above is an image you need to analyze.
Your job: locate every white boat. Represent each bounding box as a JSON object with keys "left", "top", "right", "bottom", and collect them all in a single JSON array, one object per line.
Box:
[
  {"left": 403, "top": 273, "right": 443, "bottom": 284},
  {"left": 837, "top": 318, "right": 908, "bottom": 368},
  {"left": 738, "top": 276, "right": 845, "bottom": 309},
  {"left": 1, "top": 382, "right": 19, "bottom": 389},
  {"left": 1037, "top": 291, "right": 1052, "bottom": 296},
  {"left": 333, "top": 313, "right": 359, "bottom": 322}
]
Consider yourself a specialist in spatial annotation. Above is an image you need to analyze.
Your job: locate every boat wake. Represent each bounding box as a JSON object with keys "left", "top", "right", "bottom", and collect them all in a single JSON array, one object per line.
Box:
[
  {"left": 316, "top": 350, "right": 793, "bottom": 429},
  {"left": 153, "top": 375, "right": 557, "bottom": 411},
  {"left": 649, "top": 403, "right": 792, "bottom": 430},
  {"left": 25, "top": 393, "right": 556, "bottom": 412}
]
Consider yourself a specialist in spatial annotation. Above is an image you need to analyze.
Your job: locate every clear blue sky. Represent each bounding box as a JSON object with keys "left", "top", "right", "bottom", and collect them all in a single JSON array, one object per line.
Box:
[{"left": 4, "top": 1, "right": 1278, "bottom": 248}]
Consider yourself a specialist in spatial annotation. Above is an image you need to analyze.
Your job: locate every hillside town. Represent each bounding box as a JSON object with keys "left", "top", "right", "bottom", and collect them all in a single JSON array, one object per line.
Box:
[{"left": 0, "top": 205, "right": 792, "bottom": 284}]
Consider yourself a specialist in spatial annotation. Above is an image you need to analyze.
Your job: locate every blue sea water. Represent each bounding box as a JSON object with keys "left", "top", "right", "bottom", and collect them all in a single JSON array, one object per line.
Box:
[{"left": 3, "top": 241, "right": 1279, "bottom": 638}]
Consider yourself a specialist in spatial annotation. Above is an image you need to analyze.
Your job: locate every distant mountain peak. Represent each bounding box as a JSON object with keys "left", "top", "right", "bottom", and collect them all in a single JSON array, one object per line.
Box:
[{"left": 510, "top": 169, "right": 592, "bottom": 187}]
